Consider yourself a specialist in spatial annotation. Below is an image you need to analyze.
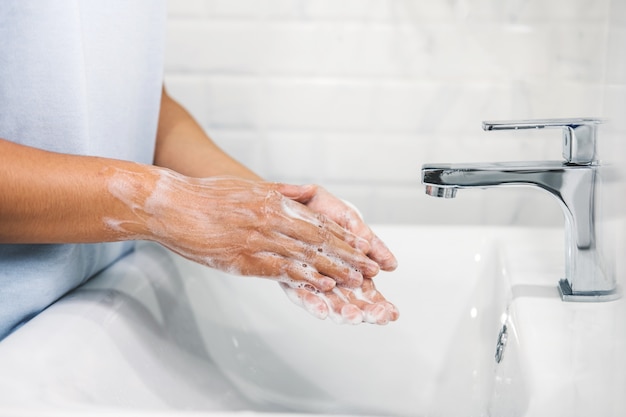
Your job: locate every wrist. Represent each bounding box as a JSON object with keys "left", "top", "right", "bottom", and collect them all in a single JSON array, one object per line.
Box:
[{"left": 102, "top": 163, "right": 166, "bottom": 242}]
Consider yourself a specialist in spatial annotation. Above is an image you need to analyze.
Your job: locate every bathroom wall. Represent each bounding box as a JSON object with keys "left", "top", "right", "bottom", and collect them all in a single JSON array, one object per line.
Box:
[{"left": 164, "top": 0, "right": 618, "bottom": 227}]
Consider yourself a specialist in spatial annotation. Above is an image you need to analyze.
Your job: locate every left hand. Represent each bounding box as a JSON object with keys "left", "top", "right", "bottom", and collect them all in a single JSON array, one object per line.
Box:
[{"left": 280, "top": 278, "right": 399, "bottom": 325}]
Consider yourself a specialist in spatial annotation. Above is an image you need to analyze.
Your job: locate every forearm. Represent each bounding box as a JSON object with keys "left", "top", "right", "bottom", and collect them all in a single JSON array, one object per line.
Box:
[
  {"left": 0, "top": 138, "right": 157, "bottom": 244},
  {"left": 154, "top": 87, "right": 397, "bottom": 271},
  {"left": 154, "top": 87, "right": 260, "bottom": 180},
  {"left": 1, "top": 88, "right": 259, "bottom": 244}
]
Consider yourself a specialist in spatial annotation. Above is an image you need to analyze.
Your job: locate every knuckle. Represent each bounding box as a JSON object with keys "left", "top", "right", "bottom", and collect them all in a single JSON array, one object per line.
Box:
[
  {"left": 245, "top": 229, "right": 264, "bottom": 246},
  {"left": 262, "top": 189, "right": 284, "bottom": 210}
]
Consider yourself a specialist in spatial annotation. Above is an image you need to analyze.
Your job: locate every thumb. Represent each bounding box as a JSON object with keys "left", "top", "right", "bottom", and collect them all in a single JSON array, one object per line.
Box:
[{"left": 275, "top": 183, "right": 318, "bottom": 203}]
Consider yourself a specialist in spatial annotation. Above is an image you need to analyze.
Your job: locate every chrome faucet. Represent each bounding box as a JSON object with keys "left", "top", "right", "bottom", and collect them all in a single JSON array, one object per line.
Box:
[{"left": 421, "top": 118, "right": 619, "bottom": 302}]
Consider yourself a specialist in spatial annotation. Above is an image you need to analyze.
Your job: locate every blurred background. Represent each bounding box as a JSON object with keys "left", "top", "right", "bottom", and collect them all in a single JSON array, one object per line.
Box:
[{"left": 163, "top": 0, "right": 625, "bottom": 229}]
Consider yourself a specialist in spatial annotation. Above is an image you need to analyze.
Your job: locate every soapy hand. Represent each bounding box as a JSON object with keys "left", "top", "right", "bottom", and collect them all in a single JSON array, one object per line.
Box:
[
  {"left": 106, "top": 169, "right": 380, "bottom": 292},
  {"left": 281, "top": 278, "right": 399, "bottom": 325},
  {"left": 279, "top": 184, "right": 398, "bottom": 272},
  {"left": 278, "top": 184, "right": 400, "bottom": 325},
  {"left": 107, "top": 167, "right": 397, "bottom": 323}
]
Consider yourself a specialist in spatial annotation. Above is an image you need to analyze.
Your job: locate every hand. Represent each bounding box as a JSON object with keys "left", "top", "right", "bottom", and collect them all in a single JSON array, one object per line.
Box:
[
  {"left": 280, "top": 278, "right": 399, "bottom": 325},
  {"left": 106, "top": 169, "right": 380, "bottom": 291},
  {"left": 278, "top": 184, "right": 400, "bottom": 324},
  {"left": 279, "top": 184, "right": 398, "bottom": 272}
]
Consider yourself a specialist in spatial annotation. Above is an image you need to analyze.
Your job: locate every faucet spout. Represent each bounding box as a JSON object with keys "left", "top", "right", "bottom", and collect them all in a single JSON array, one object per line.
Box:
[
  {"left": 423, "top": 161, "right": 587, "bottom": 190},
  {"left": 421, "top": 160, "right": 618, "bottom": 302}
]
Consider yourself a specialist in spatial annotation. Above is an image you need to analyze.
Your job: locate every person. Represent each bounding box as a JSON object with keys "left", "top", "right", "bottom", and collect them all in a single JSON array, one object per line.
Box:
[{"left": 0, "top": 1, "right": 398, "bottom": 341}]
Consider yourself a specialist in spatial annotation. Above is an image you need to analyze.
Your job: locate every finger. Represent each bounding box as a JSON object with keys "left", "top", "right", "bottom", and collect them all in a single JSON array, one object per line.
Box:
[
  {"left": 368, "top": 235, "right": 398, "bottom": 271},
  {"left": 322, "top": 213, "right": 372, "bottom": 254},
  {"left": 284, "top": 196, "right": 398, "bottom": 274},
  {"left": 280, "top": 283, "right": 329, "bottom": 320},
  {"left": 322, "top": 288, "right": 364, "bottom": 325},
  {"left": 342, "top": 295, "right": 396, "bottom": 325},
  {"left": 275, "top": 183, "right": 318, "bottom": 203},
  {"left": 299, "top": 244, "right": 365, "bottom": 288},
  {"left": 281, "top": 259, "right": 337, "bottom": 292},
  {"left": 270, "top": 191, "right": 378, "bottom": 277},
  {"left": 357, "top": 278, "right": 385, "bottom": 302},
  {"left": 332, "top": 287, "right": 380, "bottom": 324},
  {"left": 288, "top": 187, "right": 373, "bottom": 254},
  {"left": 279, "top": 198, "right": 372, "bottom": 254},
  {"left": 331, "top": 215, "right": 398, "bottom": 273},
  {"left": 300, "top": 189, "right": 398, "bottom": 273},
  {"left": 276, "top": 212, "right": 380, "bottom": 280},
  {"left": 355, "top": 279, "right": 400, "bottom": 323},
  {"left": 338, "top": 218, "right": 398, "bottom": 272},
  {"left": 247, "top": 231, "right": 364, "bottom": 288},
  {"left": 284, "top": 282, "right": 399, "bottom": 325},
  {"left": 355, "top": 291, "right": 398, "bottom": 324},
  {"left": 334, "top": 281, "right": 399, "bottom": 324},
  {"left": 363, "top": 303, "right": 392, "bottom": 325},
  {"left": 275, "top": 185, "right": 396, "bottom": 273},
  {"left": 271, "top": 226, "right": 377, "bottom": 285},
  {"left": 239, "top": 252, "right": 336, "bottom": 292}
]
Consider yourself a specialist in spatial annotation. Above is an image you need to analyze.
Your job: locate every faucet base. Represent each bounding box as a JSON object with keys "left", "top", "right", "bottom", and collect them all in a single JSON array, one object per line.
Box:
[{"left": 558, "top": 279, "right": 621, "bottom": 302}]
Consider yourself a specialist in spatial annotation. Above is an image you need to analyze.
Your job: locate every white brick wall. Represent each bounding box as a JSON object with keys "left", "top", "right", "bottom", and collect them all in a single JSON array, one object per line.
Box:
[{"left": 164, "top": 0, "right": 621, "bottom": 226}]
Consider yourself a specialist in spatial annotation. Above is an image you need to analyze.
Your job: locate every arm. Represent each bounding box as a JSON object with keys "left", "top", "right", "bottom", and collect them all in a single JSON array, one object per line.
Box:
[
  {"left": 0, "top": 138, "right": 377, "bottom": 292},
  {"left": 0, "top": 138, "right": 152, "bottom": 244},
  {"left": 154, "top": 87, "right": 399, "bottom": 324},
  {"left": 154, "top": 87, "right": 396, "bottom": 270},
  {"left": 154, "top": 86, "right": 259, "bottom": 179}
]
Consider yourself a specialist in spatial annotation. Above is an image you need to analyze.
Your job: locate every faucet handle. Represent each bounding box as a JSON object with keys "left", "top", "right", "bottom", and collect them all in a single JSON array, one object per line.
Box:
[{"left": 482, "top": 118, "right": 602, "bottom": 164}]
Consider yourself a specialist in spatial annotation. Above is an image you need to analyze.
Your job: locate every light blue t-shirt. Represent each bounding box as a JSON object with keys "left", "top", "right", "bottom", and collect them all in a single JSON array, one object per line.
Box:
[{"left": 0, "top": 1, "right": 166, "bottom": 339}]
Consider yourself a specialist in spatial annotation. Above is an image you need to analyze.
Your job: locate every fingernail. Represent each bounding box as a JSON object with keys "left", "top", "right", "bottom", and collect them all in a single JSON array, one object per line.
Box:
[
  {"left": 381, "top": 254, "right": 399, "bottom": 271},
  {"left": 365, "top": 304, "right": 388, "bottom": 324},
  {"left": 319, "top": 277, "right": 336, "bottom": 292},
  {"left": 304, "top": 298, "right": 329, "bottom": 320},
  {"left": 389, "top": 304, "right": 400, "bottom": 320},
  {"left": 341, "top": 305, "right": 363, "bottom": 324},
  {"left": 363, "top": 259, "right": 380, "bottom": 276}
]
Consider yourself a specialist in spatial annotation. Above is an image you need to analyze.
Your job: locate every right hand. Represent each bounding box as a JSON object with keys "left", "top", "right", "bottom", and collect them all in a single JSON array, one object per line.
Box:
[
  {"left": 107, "top": 169, "right": 381, "bottom": 292},
  {"left": 278, "top": 184, "right": 399, "bottom": 325}
]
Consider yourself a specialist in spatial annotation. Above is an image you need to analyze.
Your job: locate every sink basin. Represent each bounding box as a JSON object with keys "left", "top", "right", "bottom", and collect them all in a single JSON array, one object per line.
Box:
[
  {"left": 184, "top": 225, "right": 516, "bottom": 416},
  {"left": 0, "top": 225, "right": 623, "bottom": 416}
]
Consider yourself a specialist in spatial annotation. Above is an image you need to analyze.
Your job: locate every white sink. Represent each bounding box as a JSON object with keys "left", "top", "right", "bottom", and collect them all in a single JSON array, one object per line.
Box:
[
  {"left": 185, "top": 225, "right": 514, "bottom": 416},
  {"left": 0, "top": 225, "right": 623, "bottom": 417}
]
